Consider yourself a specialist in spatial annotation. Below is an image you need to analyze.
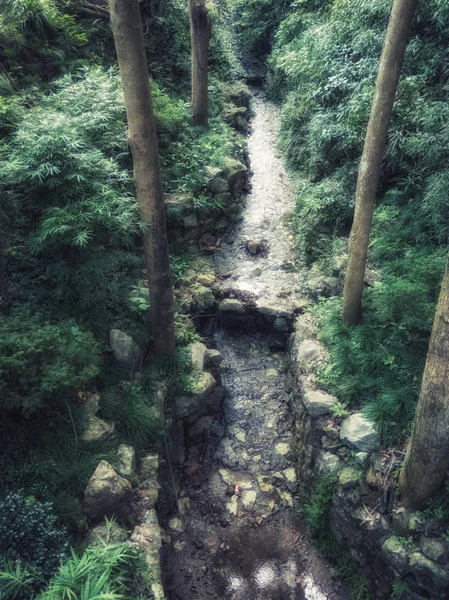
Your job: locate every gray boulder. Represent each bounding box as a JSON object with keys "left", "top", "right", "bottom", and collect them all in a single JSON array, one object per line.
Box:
[
  {"left": 420, "top": 536, "right": 449, "bottom": 565},
  {"left": 109, "top": 329, "right": 141, "bottom": 369},
  {"left": 409, "top": 552, "right": 449, "bottom": 595},
  {"left": 340, "top": 413, "right": 380, "bottom": 453},
  {"left": 303, "top": 390, "right": 337, "bottom": 417},
  {"left": 189, "top": 341, "right": 207, "bottom": 372},
  {"left": 84, "top": 461, "right": 133, "bottom": 521},
  {"left": 381, "top": 536, "right": 410, "bottom": 574},
  {"left": 219, "top": 298, "right": 247, "bottom": 314}
]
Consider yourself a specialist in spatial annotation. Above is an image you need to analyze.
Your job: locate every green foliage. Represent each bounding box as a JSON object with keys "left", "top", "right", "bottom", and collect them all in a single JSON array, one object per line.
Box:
[
  {"left": 231, "top": 0, "right": 294, "bottom": 56},
  {"left": 304, "top": 474, "right": 338, "bottom": 542},
  {"left": 0, "top": 491, "right": 69, "bottom": 589},
  {"left": 261, "top": 0, "right": 449, "bottom": 443},
  {"left": 391, "top": 579, "right": 411, "bottom": 598},
  {"left": 0, "top": 539, "right": 146, "bottom": 600},
  {"left": 100, "top": 381, "right": 161, "bottom": 450},
  {"left": 0, "top": 312, "right": 100, "bottom": 411}
]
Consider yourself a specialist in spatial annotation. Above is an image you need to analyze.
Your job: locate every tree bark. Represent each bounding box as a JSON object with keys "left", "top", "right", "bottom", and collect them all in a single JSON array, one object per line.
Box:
[
  {"left": 188, "top": 0, "right": 211, "bottom": 127},
  {"left": 342, "top": 0, "right": 418, "bottom": 325},
  {"left": 110, "top": 0, "right": 175, "bottom": 354},
  {"left": 399, "top": 262, "right": 449, "bottom": 508}
]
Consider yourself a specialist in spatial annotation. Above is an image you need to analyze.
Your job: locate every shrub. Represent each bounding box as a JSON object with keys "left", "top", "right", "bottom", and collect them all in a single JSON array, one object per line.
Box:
[
  {"left": 0, "top": 491, "right": 69, "bottom": 582},
  {"left": 0, "top": 312, "right": 101, "bottom": 411}
]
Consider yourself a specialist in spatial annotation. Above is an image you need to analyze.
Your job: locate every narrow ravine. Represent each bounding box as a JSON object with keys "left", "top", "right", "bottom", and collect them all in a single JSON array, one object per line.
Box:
[{"left": 161, "top": 94, "right": 347, "bottom": 600}]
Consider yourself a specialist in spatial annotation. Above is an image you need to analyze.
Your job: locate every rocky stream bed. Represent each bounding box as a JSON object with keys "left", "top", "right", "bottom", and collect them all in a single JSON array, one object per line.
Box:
[{"left": 159, "top": 95, "right": 347, "bottom": 600}]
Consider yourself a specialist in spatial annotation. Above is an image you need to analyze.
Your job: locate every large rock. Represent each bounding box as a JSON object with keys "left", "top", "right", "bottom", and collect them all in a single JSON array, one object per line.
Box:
[
  {"left": 420, "top": 536, "right": 449, "bottom": 565},
  {"left": 381, "top": 536, "right": 410, "bottom": 574},
  {"left": 219, "top": 298, "right": 247, "bottom": 314},
  {"left": 189, "top": 341, "right": 207, "bottom": 372},
  {"left": 340, "top": 413, "right": 380, "bottom": 453},
  {"left": 84, "top": 461, "right": 133, "bottom": 521},
  {"left": 297, "top": 340, "right": 326, "bottom": 372},
  {"left": 303, "top": 390, "right": 337, "bottom": 417},
  {"left": 409, "top": 552, "right": 449, "bottom": 596},
  {"left": 175, "top": 372, "right": 223, "bottom": 422},
  {"left": 109, "top": 329, "right": 141, "bottom": 369}
]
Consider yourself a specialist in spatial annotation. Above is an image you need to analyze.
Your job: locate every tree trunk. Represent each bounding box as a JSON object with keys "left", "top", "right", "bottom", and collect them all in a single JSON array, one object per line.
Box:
[
  {"left": 188, "top": 0, "right": 210, "bottom": 127},
  {"left": 342, "top": 0, "right": 418, "bottom": 325},
  {"left": 110, "top": 0, "right": 175, "bottom": 354},
  {"left": 399, "top": 262, "right": 449, "bottom": 508}
]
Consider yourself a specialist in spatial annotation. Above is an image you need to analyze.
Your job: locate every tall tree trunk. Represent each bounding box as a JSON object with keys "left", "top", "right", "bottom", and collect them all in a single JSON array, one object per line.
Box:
[
  {"left": 342, "top": 0, "right": 418, "bottom": 325},
  {"left": 110, "top": 0, "right": 175, "bottom": 354},
  {"left": 399, "top": 262, "right": 449, "bottom": 508},
  {"left": 188, "top": 0, "right": 210, "bottom": 127}
]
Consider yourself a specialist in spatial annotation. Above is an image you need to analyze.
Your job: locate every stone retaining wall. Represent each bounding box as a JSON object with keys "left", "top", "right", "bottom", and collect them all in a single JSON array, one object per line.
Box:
[{"left": 286, "top": 313, "right": 449, "bottom": 600}]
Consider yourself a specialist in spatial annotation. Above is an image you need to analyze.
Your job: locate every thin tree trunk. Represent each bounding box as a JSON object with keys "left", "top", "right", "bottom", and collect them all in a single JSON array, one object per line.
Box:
[
  {"left": 342, "top": 0, "right": 418, "bottom": 325},
  {"left": 399, "top": 262, "right": 449, "bottom": 508},
  {"left": 188, "top": 0, "right": 210, "bottom": 127},
  {"left": 110, "top": 0, "right": 175, "bottom": 354}
]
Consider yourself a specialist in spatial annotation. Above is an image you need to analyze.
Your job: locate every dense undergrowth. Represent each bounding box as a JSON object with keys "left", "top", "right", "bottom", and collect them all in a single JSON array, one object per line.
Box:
[
  {"left": 0, "top": 1, "right": 243, "bottom": 597},
  {"left": 236, "top": 0, "right": 449, "bottom": 444}
]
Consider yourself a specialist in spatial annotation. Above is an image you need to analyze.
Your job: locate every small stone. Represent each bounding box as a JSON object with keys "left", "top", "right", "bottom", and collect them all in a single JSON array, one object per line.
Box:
[
  {"left": 381, "top": 536, "right": 410, "bottom": 575},
  {"left": 338, "top": 466, "right": 361, "bottom": 490},
  {"left": 82, "top": 417, "right": 115, "bottom": 443},
  {"left": 242, "top": 490, "right": 257, "bottom": 507},
  {"left": 316, "top": 451, "right": 341, "bottom": 476},
  {"left": 303, "top": 390, "right": 337, "bottom": 417},
  {"left": 258, "top": 476, "right": 274, "bottom": 493},
  {"left": 279, "top": 490, "right": 294, "bottom": 507},
  {"left": 196, "top": 273, "right": 216, "bottom": 287},
  {"left": 354, "top": 452, "right": 370, "bottom": 467},
  {"left": 140, "top": 454, "right": 158, "bottom": 480},
  {"left": 168, "top": 517, "right": 183, "bottom": 533},
  {"left": 283, "top": 468, "right": 297, "bottom": 483},
  {"left": 340, "top": 413, "right": 380, "bottom": 453},
  {"left": 255, "top": 300, "right": 293, "bottom": 319},
  {"left": 236, "top": 430, "right": 247, "bottom": 442},
  {"left": 116, "top": 444, "right": 136, "bottom": 481},
  {"left": 420, "top": 536, "right": 449, "bottom": 565},
  {"left": 247, "top": 241, "right": 260, "bottom": 255},
  {"left": 253, "top": 455, "right": 261, "bottom": 463},
  {"left": 275, "top": 442, "right": 290, "bottom": 456},
  {"left": 227, "top": 495, "right": 239, "bottom": 516}
]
